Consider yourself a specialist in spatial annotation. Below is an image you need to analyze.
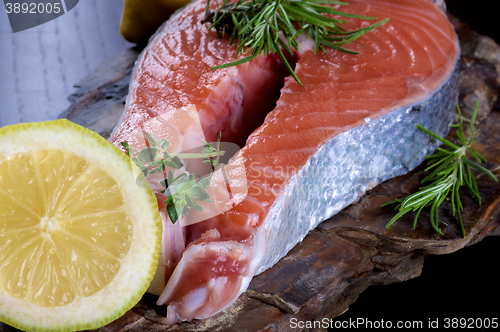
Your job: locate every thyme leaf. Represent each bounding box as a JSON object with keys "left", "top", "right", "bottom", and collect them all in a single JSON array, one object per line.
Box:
[{"left": 122, "top": 132, "right": 224, "bottom": 223}]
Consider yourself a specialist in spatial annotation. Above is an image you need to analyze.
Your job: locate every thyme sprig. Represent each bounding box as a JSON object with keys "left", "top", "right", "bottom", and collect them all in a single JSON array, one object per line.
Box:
[
  {"left": 202, "top": 0, "right": 388, "bottom": 85},
  {"left": 122, "top": 132, "right": 224, "bottom": 223},
  {"left": 382, "top": 102, "right": 498, "bottom": 237}
]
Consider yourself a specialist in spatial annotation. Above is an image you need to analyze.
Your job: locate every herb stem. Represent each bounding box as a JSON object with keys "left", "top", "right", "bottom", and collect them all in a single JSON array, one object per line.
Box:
[
  {"left": 383, "top": 102, "right": 498, "bottom": 237},
  {"left": 122, "top": 132, "right": 225, "bottom": 224},
  {"left": 162, "top": 151, "right": 225, "bottom": 160},
  {"left": 203, "top": 0, "right": 388, "bottom": 85}
]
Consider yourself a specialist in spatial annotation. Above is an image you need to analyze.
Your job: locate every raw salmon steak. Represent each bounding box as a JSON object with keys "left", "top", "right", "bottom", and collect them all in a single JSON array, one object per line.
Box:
[{"left": 110, "top": 0, "right": 459, "bottom": 323}]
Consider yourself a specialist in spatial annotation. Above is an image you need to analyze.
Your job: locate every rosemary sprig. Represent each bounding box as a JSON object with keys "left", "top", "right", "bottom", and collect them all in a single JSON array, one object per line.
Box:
[
  {"left": 382, "top": 102, "right": 498, "bottom": 237},
  {"left": 202, "top": 0, "right": 388, "bottom": 85},
  {"left": 122, "top": 132, "right": 225, "bottom": 223}
]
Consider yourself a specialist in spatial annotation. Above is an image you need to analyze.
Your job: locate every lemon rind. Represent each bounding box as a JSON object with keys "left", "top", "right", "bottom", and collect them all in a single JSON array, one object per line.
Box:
[{"left": 0, "top": 120, "right": 162, "bottom": 331}]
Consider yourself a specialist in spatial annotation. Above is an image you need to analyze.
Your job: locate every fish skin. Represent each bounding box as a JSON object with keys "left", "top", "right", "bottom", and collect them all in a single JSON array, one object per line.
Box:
[
  {"left": 111, "top": 0, "right": 460, "bottom": 323},
  {"left": 257, "top": 65, "right": 459, "bottom": 273}
]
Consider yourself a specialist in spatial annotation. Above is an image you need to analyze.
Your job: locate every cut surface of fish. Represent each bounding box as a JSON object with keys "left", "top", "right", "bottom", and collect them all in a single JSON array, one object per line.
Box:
[{"left": 110, "top": 0, "right": 460, "bottom": 324}]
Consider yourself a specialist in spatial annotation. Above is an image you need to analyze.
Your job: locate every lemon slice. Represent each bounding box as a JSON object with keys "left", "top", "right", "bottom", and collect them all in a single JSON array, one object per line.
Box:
[{"left": 0, "top": 120, "right": 162, "bottom": 331}]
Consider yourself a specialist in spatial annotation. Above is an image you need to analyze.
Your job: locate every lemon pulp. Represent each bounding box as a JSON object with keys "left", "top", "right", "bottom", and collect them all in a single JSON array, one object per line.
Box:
[
  {"left": 0, "top": 120, "right": 161, "bottom": 332},
  {"left": 0, "top": 150, "right": 133, "bottom": 307}
]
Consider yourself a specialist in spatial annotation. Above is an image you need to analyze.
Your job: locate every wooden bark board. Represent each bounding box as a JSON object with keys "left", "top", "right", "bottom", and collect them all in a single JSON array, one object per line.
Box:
[{"left": 2, "top": 14, "right": 500, "bottom": 332}]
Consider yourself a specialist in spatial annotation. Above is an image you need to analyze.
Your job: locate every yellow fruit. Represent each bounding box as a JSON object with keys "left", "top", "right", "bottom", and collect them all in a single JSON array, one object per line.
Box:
[
  {"left": 0, "top": 120, "right": 162, "bottom": 331},
  {"left": 120, "top": 0, "right": 191, "bottom": 44}
]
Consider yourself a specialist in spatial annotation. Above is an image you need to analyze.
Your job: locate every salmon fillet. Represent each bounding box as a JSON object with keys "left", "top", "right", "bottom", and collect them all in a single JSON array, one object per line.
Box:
[{"left": 110, "top": 0, "right": 459, "bottom": 323}]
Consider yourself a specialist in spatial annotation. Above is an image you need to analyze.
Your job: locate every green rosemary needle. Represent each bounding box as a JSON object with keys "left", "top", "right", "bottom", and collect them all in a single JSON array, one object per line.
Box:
[
  {"left": 202, "top": 0, "right": 388, "bottom": 85},
  {"left": 382, "top": 102, "right": 498, "bottom": 237}
]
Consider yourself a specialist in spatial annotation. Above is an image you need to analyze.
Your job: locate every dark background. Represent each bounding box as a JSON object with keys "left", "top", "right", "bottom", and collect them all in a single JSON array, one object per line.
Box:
[
  {"left": 329, "top": 1, "right": 500, "bottom": 330},
  {"left": 447, "top": 1, "right": 500, "bottom": 43}
]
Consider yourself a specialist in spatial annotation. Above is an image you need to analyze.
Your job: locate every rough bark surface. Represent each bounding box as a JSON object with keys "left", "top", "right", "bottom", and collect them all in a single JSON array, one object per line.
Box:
[{"left": 2, "top": 13, "right": 500, "bottom": 332}]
